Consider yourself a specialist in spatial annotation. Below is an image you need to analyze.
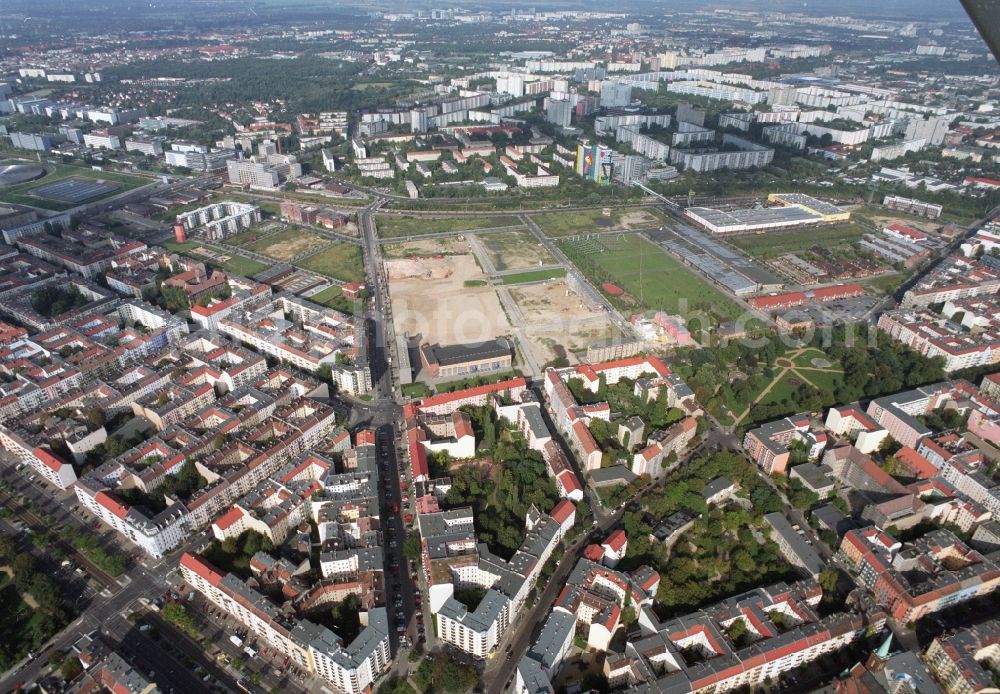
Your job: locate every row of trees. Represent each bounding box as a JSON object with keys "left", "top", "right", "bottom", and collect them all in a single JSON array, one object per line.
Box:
[
  {"left": 64, "top": 531, "right": 126, "bottom": 576},
  {"left": 0, "top": 539, "right": 75, "bottom": 670}
]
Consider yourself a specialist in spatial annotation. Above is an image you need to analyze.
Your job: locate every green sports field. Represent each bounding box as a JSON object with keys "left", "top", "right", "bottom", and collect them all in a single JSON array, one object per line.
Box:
[
  {"left": 0, "top": 159, "right": 151, "bottom": 211},
  {"left": 560, "top": 235, "right": 742, "bottom": 329}
]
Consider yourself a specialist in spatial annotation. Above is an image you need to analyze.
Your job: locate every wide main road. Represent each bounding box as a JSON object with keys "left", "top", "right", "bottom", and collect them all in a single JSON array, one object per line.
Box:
[{"left": 358, "top": 197, "right": 419, "bottom": 662}]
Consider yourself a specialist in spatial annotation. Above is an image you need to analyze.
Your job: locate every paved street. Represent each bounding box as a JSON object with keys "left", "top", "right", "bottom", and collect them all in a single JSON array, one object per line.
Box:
[{"left": 358, "top": 198, "right": 422, "bottom": 666}]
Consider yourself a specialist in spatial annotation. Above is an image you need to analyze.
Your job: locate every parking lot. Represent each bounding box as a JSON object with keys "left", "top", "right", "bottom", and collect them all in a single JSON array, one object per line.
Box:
[{"left": 177, "top": 592, "right": 311, "bottom": 693}]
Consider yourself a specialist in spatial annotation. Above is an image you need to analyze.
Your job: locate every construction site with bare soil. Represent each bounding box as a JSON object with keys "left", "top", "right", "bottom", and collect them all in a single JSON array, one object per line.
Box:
[{"left": 385, "top": 250, "right": 513, "bottom": 347}]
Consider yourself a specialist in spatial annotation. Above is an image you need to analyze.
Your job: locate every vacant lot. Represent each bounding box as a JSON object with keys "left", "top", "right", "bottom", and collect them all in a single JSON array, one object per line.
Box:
[
  {"left": 306, "top": 285, "right": 362, "bottom": 314},
  {"left": 729, "top": 223, "right": 865, "bottom": 259},
  {"left": 561, "top": 235, "right": 742, "bottom": 331},
  {"left": 299, "top": 243, "right": 365, "bottom": 283},
  {"left": 225, "top": 221, "right": 284, "bottom": 247},
  {"left": 510, "top": 280, "right": 619, "bottom": 366},
  {"left": 530, "top": 206, "right": 666, "bottom": 237},
  {"left": 852, "top": 203, "right": 973, "bottom": 228},
  {"left": 387, "top": 253, "right": 511, "bottom": 345},
  {"left": 860, "top": 272, "right": 907, "bottom": 296},
  {"left": 243, "top": 227, "right": 329, "bottom": 261},
  {"left": 479, "top": 229, "right": 555, "bottom": 271},
  {"left": 375, "top": 214, "right": 517, "bottom": 238},
  {"left": 527, "top": 324, "right": 621, "bottom": 365},
  {"left": 161, "top": 241, "right": 267, "bottom": 277},
  {"left": 382, "top": 236, "right": 472, "bottom": 259},
  {"left": 0, "top": 159, "right": 150, "bottom": 211},
  {"left": 214, "top": 254, "right": 268, "bottom": 277}
]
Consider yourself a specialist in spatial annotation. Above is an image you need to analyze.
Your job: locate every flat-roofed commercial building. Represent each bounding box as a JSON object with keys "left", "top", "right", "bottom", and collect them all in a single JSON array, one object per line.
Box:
[{"left": 419, "top": 339, "right": 513, "bottom": 379}]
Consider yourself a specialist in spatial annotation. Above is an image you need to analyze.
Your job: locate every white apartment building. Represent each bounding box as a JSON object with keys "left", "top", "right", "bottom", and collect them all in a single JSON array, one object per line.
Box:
[
  {"left": 181, "top": 553, "right": 391, "bottom": 694},
  {"left": 82, "top": 132, "right": 122, "bottom": 150},
  {"left": 176, "top": 201, "right": 262, "bottom": 240},
  {"left": 666, "top": 80, "right": 766, "bottom": 104},
  {"left": 75, "top": 487, "right": 189, "bottom": 557},
  {"left": 124, "top": 137, "right": 164, "bottom": 156},
  {"left": 226, "top": 159, "right": 281, "bottom": 189},
  {"left": 0, "top": 425, "right": 78, "bottom": 488}
]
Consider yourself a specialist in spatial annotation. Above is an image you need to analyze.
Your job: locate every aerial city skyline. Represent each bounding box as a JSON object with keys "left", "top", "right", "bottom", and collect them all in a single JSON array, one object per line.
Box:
[{"left": 0, "top": 2, "right": 999, "bottom": 694}]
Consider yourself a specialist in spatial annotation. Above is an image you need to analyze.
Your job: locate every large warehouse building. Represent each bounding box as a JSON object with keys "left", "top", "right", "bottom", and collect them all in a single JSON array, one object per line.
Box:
[
  {"left": 419, "top": 339, "right": 514, "bottom": 380},
  {"left": 685, "top": 193, "right": 850, "bottom": 234}
]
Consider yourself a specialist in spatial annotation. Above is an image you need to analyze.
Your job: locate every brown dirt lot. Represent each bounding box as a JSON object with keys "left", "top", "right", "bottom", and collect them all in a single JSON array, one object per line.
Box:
[
  {"left": 386, "top": 253, "right": 512, "bottom": 345},
  {"left": 479, "top": 230, "right": 556, "bottom": 271},
  {"left": 508, "top": 280, "right": 619, "bottom": 364},
  {"left": 382, "top": 236, "right": 472, "bottom": 259},
  {"left": 526, "top": 323, "right": 621, "bottom": 365},
  {"left": 865, "top": 214, "right": 942, "bottom": 235},
  {"left": 509, "top": 280, "right": 600, "bottom": 324},
  {"left": 617, "top": 209, "right": 663, "bottom": 229}
]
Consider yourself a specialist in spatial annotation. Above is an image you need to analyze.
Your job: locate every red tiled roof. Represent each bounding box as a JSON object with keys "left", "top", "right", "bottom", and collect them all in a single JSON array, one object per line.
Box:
[
  {"left": 836, "top": 406, "right": 880, "bottom": 431},
  {"left": 604, "top": 529, "right": 628, "bottom": 553},
  {"left": 33, "top": 447, "right": 68, "bottom": 472},
  {"left": 811, "top": 283, "right": 864, "bottom": 300},
  {"left": 572, "top": 419, "right": 601, "bottom": 454},
  {"left": 750, "top": 292, "right": 807, "bottom": 310},
  {"left": 452, "top": 412, "right": 474, "bottom": 439},
  {"left": 636, "top": 571, "right": 659, "bottom": 592},
  {"left": 895, "top": 447, "right": 937, "bottom": 479},
  {"left": 214, "top": 506, "right": 245, "bottom": 531},
  {"left": 416, "top": 377, "right": 527, "bottom": 409},
  {"left": 180, "top": 552, "right": 225, "bottom": 586},
  {"left": 885, "top": 223, "right": 926, "bottom": 240},
  {"left": 965, "top": 176, "right": 1000, "bottom": 187},
  {"left": 408, "top": 427, "right": 429, "bottom": 480},
  {"left": 558, "top": 469, "right": 583, "bottom": 494},
  {"left": 94, "top": 490, "right": 129, "bottom": 520},
  {"left": 550, "top": 498, "right": 576, "bottom": 524}
]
